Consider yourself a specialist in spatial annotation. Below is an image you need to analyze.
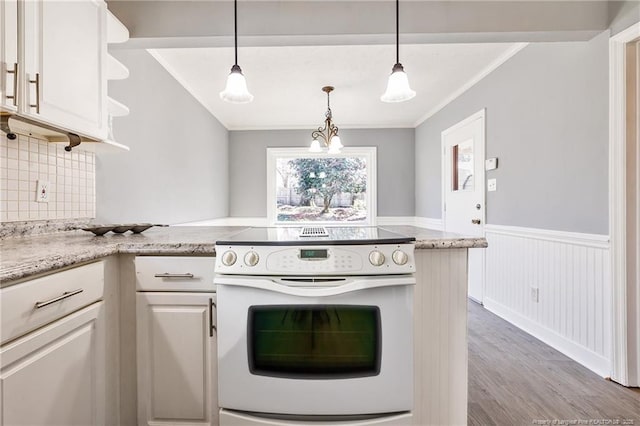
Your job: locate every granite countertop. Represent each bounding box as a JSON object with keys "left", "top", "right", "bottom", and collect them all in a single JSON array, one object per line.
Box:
[{"left": 0, "top": 225, "right": 487, "bottom": 284}]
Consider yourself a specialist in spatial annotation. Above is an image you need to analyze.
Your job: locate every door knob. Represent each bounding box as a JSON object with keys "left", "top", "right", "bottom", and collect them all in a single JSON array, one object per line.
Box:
[{"left": 471, "top": 219, "right": 481, "bottom": 225}]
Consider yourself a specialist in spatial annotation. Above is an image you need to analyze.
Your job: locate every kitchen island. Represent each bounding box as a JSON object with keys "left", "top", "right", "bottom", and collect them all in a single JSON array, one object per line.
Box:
[{"left": 0, "top": 225, "right": 486, "bottom": 426}]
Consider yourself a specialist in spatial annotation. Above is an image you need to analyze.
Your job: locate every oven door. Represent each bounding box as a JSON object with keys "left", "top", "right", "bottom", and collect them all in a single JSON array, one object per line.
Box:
[{"left": 216, "top": 275, "right": 414, "bottom": 416}]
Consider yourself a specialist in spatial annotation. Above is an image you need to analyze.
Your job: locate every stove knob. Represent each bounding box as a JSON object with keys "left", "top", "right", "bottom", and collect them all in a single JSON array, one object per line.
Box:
[
  {"left": 369, "top": 250, "right": 385, "bottom": 266},
  {"left": 244, "top": 251, "right": 260, "bottom": 267},
  {"left": 392, "top": 250, "right": 409, "bottom": 265},
  {"left": 221, "top": 250, "right": 237, "bottom": 266}
]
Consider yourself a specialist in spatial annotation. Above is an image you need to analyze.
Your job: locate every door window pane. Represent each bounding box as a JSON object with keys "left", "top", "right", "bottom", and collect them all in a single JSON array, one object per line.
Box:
[
  {"left": 452, "top": 140, "right": 474, "bottom": 191},
  {"left": 248, "top": 305, "right": 381, "bottom": 379}
]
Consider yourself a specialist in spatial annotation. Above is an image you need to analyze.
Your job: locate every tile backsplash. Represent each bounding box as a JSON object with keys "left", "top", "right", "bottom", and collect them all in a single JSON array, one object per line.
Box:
[{"left": 0, "top": 133, "right": 95, "bottom": 222}]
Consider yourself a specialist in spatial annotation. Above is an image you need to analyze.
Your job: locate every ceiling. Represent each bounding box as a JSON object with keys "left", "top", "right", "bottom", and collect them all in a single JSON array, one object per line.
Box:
[
  {"left": 149, "top": 42, "right": 522, "bottom": 130},
  {"left": 108, "top": 0, "right": 612, "bottom": 130}
]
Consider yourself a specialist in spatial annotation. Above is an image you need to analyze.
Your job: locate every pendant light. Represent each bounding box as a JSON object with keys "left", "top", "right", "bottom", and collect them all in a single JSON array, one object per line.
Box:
[
  {"left": 309, "top": 86, "right": 343, "bottom": 153},
  {"left": 381, "top": 0, "right": 415, "bottom": 103},
  {"left": 220, "top": 0, "right": 253, "bottom": 103}
]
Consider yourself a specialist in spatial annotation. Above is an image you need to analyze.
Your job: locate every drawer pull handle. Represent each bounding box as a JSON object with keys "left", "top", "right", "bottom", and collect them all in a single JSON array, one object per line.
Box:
[
  {"left": 35, "top": 289, "right": 83, "bottom": 309},
  {"left": 154, "top": 273, "right": 195, "bottom": 279}
]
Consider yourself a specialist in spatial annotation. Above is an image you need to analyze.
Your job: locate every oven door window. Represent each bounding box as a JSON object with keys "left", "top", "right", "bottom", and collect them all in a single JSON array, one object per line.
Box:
[{"left": 248, "top": 305, "right": 381, "bottom": 379}]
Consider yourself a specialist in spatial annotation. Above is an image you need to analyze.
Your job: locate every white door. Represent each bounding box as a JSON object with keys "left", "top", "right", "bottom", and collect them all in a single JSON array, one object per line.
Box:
[
  {"left": 442, "top": 109, "right": 486, "bottom": 303},
  {"left": 0, "top": 302, "right": 106, "bottom": 426},
  {"left": 137, "top": 292, "right": 218, "bottom": 426},
  {"left": 21, "top": 0, "right": 107, "bottom": 139},
  {"left": 0, "top": 0, "right": 18, "bottom": 112}
]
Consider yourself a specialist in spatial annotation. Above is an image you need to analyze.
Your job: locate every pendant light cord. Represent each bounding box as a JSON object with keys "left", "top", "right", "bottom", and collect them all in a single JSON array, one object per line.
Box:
[
  {"left": 234, "top": 0, "right": 238, "bottom": 66},
  {"left": 395, "top": 0, "right": 399, "bottom": 65}
]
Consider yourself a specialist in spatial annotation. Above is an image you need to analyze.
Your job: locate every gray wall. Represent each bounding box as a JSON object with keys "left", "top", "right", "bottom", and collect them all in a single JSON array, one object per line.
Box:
[
  {"left": 96, "top": 49, "right": 229, "bottom": 224},
  {"left": 229, "top": 129, "right": 415, "bottom": 217},
  {"left": 415, "top": 31, "right": 609, "bottom": 234}
]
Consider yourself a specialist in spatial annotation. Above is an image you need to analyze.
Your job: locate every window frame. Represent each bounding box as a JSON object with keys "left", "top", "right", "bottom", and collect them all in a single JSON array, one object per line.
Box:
[{"left": 266, "top": 147, "right": 377, "bottom": 226}]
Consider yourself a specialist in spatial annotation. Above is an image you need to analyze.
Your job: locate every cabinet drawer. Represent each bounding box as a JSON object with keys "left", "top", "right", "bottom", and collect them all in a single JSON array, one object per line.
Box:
[
  {"left": 1, "top": 261, "right": 105, "bottom": 345},
  {"left": 135, "top": 256, "right": 215, "bottom": 292}
]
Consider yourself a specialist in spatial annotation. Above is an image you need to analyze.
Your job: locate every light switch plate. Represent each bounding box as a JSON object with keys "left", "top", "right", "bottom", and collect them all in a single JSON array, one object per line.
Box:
[
  {"left": 485, "top": 158, "right": 498, "bottom": 171},
  {"left": 36, "top": 180, "right": 50, "bottom": 203},
  {"left": 487, "top": 178, "right": 497, "bottom": 192}
]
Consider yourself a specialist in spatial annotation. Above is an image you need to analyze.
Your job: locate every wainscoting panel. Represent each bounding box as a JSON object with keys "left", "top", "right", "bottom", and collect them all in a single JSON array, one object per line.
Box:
[{"left": 483, "top": 225, "right": 611, "bottom": 377}]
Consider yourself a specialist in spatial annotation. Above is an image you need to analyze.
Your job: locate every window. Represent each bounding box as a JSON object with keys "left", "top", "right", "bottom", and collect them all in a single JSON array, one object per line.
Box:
[{"left": 266, "top": 147, "right": 377, "bottom": 225}]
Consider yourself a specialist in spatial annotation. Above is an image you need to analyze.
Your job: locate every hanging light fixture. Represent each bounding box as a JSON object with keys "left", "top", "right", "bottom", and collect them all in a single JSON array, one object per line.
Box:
[
  {"left": 220, "top": 0, "right": 253, "bottom": 103},
  {"left": 381, "top": 0, "right": 415, "bottom": 103},
  {"left": 309, "top": 86, "right": 343, "bottom": 153}
]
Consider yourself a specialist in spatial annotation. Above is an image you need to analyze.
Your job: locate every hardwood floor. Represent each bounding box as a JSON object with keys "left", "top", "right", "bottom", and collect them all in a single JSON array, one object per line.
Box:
[{"left": 468, "top": 301, "right": 640, "bottom": 425}]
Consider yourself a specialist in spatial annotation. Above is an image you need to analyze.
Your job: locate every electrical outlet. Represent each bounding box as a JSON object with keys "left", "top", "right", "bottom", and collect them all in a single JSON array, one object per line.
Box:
[
  {"left": 36, "top": 180, "right": 50, "bottom": 203},
  {"left": 487, "top": 178, "right": 497, "bottom": 192},
  {"left": 531, "top": 287, "right": 539, "bottom": 303}
]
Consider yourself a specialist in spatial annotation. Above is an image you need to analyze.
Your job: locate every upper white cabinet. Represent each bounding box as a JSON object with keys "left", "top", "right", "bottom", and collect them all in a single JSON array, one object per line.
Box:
[
  {"left": 21, "top": 0, "right": 108, "bottom": 140},
  {"left": 0, "top": 0, "right": 18, "bottom": 112}
]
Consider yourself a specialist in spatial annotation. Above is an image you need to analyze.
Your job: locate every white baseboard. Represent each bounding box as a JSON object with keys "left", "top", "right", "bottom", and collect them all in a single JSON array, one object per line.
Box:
[
  {"left": 484, "top": 297, "right": 611, "bottom": 378},
  {"left": 414, "top": 217, "right": 444, "bottom": 231}
]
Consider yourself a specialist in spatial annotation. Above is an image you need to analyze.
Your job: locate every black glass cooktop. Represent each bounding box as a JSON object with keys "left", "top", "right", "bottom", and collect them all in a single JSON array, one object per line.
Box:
[{"left": 216, "top": 227, "right": 415, "bottom": 246}]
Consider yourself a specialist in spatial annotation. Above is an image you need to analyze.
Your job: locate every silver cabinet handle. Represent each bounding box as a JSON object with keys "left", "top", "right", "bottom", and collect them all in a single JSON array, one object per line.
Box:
[
  {"left": 29, "top": 73, "right": 40, "bottom": 113},
  {"left": 35, "top": 289, "right": 83, "bottom": 309},
  {"left": 471, "top": 219, "right": 481, "bottom": 225},
  {"left": 209, "top": 297, "right": 216, "bottom": 337},
  {"left": 153, "top": 273, "right": 195, "bottom": 279},
  {"left": 6, "top": 62, "right": 18, "bottom": 106}
]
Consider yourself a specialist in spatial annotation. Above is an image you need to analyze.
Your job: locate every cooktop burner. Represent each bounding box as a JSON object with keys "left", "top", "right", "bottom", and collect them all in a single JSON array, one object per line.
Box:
[{"left": 216, "top": 226, "right": 415, "bottom": 246}]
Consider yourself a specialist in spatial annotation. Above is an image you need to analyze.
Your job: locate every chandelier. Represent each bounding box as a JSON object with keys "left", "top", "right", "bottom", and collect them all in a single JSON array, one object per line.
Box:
[{"left": 309, "top": 86, "right": 343, "bottom": 154}]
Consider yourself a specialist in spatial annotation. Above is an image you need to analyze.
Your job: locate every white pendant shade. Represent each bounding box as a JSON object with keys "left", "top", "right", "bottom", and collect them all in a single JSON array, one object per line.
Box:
[
  {"left": 309, "top": 139, "right": 322, "bottom": 152},
  {"left": 328, "top": 135, "right": 343, "bottom": 153},
  {"left": 381, "top": 64, "right": 416, "bottom": 103},
  {"left": 220, "top": 65, "right": 254, "bottom": 104}
]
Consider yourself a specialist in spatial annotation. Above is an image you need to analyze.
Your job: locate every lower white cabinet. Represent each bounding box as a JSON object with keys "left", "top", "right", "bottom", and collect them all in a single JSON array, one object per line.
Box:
[
  {"left": 137, "top": 292, "right": 218, "bottom": 426},
  {"left": 0, "top": 301, "right": 106, "bottom": 426}
]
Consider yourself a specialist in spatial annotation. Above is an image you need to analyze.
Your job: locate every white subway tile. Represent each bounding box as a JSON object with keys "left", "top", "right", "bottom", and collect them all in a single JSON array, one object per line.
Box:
[
  {"left": 7, "top": 147, "right": 18, "bottom": 159},
  {"left": 7, "top": 211, "right": 18, "bottom": 221}
]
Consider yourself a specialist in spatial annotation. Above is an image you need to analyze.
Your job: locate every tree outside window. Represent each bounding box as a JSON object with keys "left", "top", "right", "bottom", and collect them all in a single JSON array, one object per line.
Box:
[{"left": 267, "top": 148, "right": 377, "bottom": 225}]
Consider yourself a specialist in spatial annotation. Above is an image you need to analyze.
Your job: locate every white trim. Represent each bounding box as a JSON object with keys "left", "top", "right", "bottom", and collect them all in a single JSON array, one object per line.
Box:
[
  {"left": 609, "top": 22, "right": 640, "bottom": 387},
  {"left": 484, "top": 297, "right": 611, "bottom": 378},
  {"left": 413, "top": 43, "right": 528, "bottom": 127},
  {"left": 485, "top": 224, "right": 610, "bottom": 249},
  {"left": 265, "top": 147, "right": 377, "bottom": 226},
  {"left": 174, "top": 217, "right": 270, "bottom": 227},
  {"left": 414, "top": 217, "right": 444, "bottom": 231},
  {"left": 377, "top": 216, "right": 417, "bottom": 226}
]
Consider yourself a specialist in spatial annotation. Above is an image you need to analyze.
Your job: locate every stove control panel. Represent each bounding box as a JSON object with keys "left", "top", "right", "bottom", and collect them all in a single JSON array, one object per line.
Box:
[{"left": 215, "top": 243, "right": 415, "bottom": 276}]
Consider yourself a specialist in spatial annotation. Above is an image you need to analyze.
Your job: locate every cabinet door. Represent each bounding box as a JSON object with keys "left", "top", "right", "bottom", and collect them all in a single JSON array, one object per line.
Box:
[
  {"left": 0, "top": 0, "right": 18, "bottom": 111},
  {"left": 22, "top": 0, "right": 107, "bottom": 139},
  {"left": 137, "top": 292, "right": 218, "bottom": 426},
  {"left": 0, "top": 301, "right": 106, "bottom": 426}
]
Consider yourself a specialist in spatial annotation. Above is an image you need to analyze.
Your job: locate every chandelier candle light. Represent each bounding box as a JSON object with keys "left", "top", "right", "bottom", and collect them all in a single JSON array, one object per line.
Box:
[
  {"left": 381, "top": 0, "right": 416, "bottom": 103},
  {"left": 220, "top": 0, "right": 253, "bottom": 103},
  {"left": 309, "top": 86, "right": 343, "bottom": 154}
]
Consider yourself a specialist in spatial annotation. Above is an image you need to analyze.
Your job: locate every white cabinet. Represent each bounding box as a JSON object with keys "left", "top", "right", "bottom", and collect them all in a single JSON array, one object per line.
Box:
[
  {"left": 0, "top": 0, "right": 18, "bottom": 112},
  {"left": 21, "top": 0, "right": 107, "bottom": 139},
  {"left": 0, "top": 301, "right": 106, "bottom": 426},
  {"left": 135, "top": 255, "right": 218, "bottom": 426},
  {"left": 0, "top": 261, "right": 107, "bottom": 426},
  {"left": 137, "top": 292, "right": 218, "bottom": 426}
]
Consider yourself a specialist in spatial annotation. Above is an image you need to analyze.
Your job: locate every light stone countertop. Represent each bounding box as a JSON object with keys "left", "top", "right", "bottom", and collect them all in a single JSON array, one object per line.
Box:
[{"left": 0, "top": 225, "right": 487, "bottom": 284}]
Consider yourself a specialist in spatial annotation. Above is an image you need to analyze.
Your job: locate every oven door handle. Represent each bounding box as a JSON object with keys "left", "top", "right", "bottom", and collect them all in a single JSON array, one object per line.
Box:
[{"left": 215, "top": 276, "right": 415, "bottom": 297}]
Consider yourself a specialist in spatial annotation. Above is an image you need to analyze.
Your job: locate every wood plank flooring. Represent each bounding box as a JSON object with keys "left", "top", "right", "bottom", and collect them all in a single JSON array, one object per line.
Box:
[{"left": 468, "top": 301, "right": 640, "bottom": 425}]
